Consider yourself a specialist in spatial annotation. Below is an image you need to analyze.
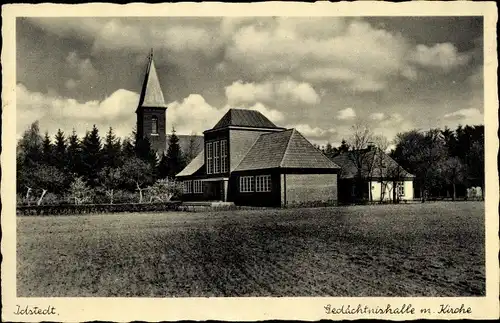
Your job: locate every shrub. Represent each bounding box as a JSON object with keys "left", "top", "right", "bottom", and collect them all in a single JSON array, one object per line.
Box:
[
  {"left": 113, "top": 190, "right": 138, "bottom": 204},
  {"left": 148, "top": 179, "right": 183, "bottom": 203}
]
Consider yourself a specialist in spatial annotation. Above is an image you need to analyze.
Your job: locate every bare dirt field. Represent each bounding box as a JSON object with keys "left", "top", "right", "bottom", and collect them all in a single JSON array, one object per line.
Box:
[{"left": 17, "top": 202, "right": 485, "bottom": 297}]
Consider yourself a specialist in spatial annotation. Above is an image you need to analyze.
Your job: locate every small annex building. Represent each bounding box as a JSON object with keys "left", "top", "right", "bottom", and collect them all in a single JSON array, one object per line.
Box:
[
  {"left": 176, "top": 109, "right": 341, "bottom": 207},
  {"left": 331, "top": 148, "right": 415, "bottom": 203}
]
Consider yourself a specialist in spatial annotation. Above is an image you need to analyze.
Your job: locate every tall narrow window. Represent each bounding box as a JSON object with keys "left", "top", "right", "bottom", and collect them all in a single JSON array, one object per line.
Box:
[
  {"left": 214, "top": 141, "right": 220, "bottom": 173},
  {"left": 221, "top": 139, "right": 228, "bottom": 173},
  {"left": 183, "top": 181, "right": 193, "bottom": 194},
  {"left": 193, "top": 180, "right": 203, "bottom": 193},
  {"left": 206, "top": 142, "right": 213, "bottom": 174},
  {"left": 151, "top": 116, "right": 158, "bottom": 134}
]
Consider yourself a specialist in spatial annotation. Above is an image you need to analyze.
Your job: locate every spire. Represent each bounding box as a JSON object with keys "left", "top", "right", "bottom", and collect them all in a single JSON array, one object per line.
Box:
[{"left": 137, "top": 49, "right": 168, "bottom": 111}]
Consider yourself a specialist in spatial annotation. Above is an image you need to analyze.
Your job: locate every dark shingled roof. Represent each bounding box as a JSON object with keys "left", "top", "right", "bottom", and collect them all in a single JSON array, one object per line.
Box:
[
  {"left": 331, "top": 149, "right": 415, "bottom": 179},
  {"left": 137, "top": 53, "right": 168, "bottom": 110},
  {"left": 234, "top": 129, "right": 340, "bottom": 171},
  {"left": 212, "top": 109, "right": 279, "bottom": 130}
]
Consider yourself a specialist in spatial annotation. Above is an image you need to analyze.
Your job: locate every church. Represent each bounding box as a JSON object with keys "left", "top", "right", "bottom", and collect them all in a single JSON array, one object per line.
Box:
[{"left": 136, "top": 52, "right": 340, "bottom": 207}]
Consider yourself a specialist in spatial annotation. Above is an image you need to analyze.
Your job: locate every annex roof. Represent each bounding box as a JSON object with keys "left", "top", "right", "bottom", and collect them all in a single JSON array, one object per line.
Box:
[
  {"left": 211, "top": 109, "right": 279, "bottom": 130},
  {"left": 234, "top": 129, "right": 341, "bottom": 171},
  {"left": 137, "top": 52, "right": 168, "bottom": 110},
  {"left": 331, "top": 149, "right": 415, "bottom": 179},
  {"left": 176, "top": 150, "right": 204, "bottom": 177}
]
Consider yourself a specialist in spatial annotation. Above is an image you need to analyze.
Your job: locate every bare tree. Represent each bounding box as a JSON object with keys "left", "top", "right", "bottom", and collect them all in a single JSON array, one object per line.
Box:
[
  {"left": 184, "top": 132, "right": 201, "bottom": 165},
  {"left": 372, "top": 135, "right": 390, "bottom": 202},
  {"left": 347, "top": 123, "right": 375, "bottom": 201}
]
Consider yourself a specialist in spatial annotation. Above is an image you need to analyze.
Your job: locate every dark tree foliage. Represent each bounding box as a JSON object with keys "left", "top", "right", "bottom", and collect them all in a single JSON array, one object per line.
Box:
[
  {"left": 121, "top": 137, "right": 136, "bottom": 160},
  {"left": 134, "top": 131, "right": 158, "bottom": 170},
  {"left": 53, "top": 129, "right": 67, "bottom": 170},
  {"left": 67, "top": 129, "right": 82, "bottom": 176},
  {"left": 338, "top": 139, "right": 350, "bottom": 154},
  {"left": 102, "top": 127, "right": 122, "bottom": 169},
  {"left": 41, "top": 131, "right": 53, "bottom": 165},
  {"left": 161, "top": 129, "right": 186, "bottom": 179},
  {"left": 81, "top": 125, "right": 102, "bottom": 187}
]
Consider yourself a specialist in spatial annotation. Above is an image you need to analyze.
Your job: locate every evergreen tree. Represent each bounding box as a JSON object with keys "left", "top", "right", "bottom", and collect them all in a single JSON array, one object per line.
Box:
[
  {"left": 67, "top": 129, "right": 82, "bottom": 176},
  {"left": 102, "top": 127, "right": 122, "bottom": 168},
  {"left": 53, "top": 129, "right": 67, "bottom": 170},
  {"left": 121, "top": 137, "right": 136, "bottom": 160},
  {"left": 162, "top": 128, "right": 186, "bottom": 178},
  {"left": 134, "top": 131, "right": 158, "bottom": 169},
  {"left": 338, "top": 139, "right": 350, "bottom": 154},
  {"left": 41, "top": 131, "right": 53, "bottom": 165},
  {"left": 81, "top": 124, "right": 102, "bottom": 187},
  {"left": 158, "top": 153, "right": 169, "bottom": 179}
]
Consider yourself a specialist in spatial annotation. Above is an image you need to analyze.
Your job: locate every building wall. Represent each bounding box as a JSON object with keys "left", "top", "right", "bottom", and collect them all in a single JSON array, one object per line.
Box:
[
  {"left": 282, "top": 173, "right": 338, "bottom": 205},
  {"left": 229, "top": 171, "right": 281, "bottom": 207},
  {"left": 137, "top": 107, "right": 166, "bottom": 155},
  {"left": 180, "top": 180, "right": 223, "bottom": 202},
  {"left": 369, "top": 180, "right": 414, "bottom": 201}
]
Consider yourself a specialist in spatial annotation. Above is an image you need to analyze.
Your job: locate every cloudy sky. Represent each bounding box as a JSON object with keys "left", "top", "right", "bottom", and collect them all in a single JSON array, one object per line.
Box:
[{"left": 17, "top": 16, "right": 483, "bottom": 146}]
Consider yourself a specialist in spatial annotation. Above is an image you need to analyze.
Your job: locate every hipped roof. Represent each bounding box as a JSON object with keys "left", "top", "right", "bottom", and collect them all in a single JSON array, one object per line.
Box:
[
  {"left": 211, "top": 109, "right": 280, "bottom": 130},
  {"left": 234, "top": 129, "right": 340, "bottom": 171}
]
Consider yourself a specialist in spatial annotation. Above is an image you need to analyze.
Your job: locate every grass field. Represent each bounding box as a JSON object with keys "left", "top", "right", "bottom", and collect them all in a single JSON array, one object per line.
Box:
[{"left": 17, "top": 202, "right": 485, "bottom": 297}]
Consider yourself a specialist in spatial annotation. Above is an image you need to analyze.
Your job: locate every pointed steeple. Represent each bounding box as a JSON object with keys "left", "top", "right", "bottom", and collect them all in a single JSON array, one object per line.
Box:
[{"left": 136, "top": 49, "right": 168, "bottom": 111}]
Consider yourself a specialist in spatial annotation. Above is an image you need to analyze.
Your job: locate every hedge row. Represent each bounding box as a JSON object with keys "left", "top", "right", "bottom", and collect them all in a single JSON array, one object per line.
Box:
[{"left": 17, "top": 202, "right": 182, "bottom": 216}]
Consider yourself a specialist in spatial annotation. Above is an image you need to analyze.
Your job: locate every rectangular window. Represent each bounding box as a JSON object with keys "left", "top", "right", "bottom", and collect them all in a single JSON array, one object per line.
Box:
[
  {"left": 151, "top": 116, "right": 158, "bottom": 134},
  {"left": 193, "top": 180, "right": 203, "bottom": 194},
  {"left": 214, "top": 141, "right": 220, "bottom": 174},
  {"left": 183, "top": 180, "right": 193, "bottom": 194},
  {"left": 221, "top": 139, "right": 228, "bottom": 173},
  {"left": 256, "top": 175, "right": 271, "bottom": 192},
  {"left": 206, "top": 142, "right": 213, "bottom": 174},
  {"left": 239, "top": 176, "right": 254, "bottom": 193},
  {"left": 397, "top": 182, "right": 405, "bottom": 196}
]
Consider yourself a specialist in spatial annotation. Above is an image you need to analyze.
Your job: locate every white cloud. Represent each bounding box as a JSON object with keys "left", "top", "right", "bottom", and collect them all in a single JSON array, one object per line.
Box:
[
  {"left": 16, "top": 83, "right": 138, "bottom": 138},
  {"left": 66, "top": 51, "right": 98, "bottom": 81},
  {"left": 409, "top": 43, "right": 470, "bottom": 71},
  {"left": 369, "top": 112, "right": 385, "bottom": 121},
  {"left": 167, "top": 94, "right": 227, "bottom": 135},
  {"left": 291, "top": 124, "right": 332, "bottom": 138},
  {"left": 372, "top": 113, "right": 414, "bottom": 141},
  {"left": 444, "top": 108, "right": 484, "bottom": 126},
  {"left": 65, "top": 78, "right": 78, "bottom": 90},
  {"left": 246, "top": 102, "right": 285, "bottom": 123},
  {"left": 337, "top": 108, "right": 356, "bottom": 120},
  {"left": 224, "top": 18, "right": 412, "bottom": 92},
  {"left": 225, "top": 79, "right": 320, "bottom": 106},
  {"left": 225, "top": 80, "right": 273, "bottom": 105}
]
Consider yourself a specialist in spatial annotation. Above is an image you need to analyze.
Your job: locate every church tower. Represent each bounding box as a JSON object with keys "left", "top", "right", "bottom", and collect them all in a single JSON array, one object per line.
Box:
[{"left": 136, "top": 49, "right": 168, "bottom": 156}]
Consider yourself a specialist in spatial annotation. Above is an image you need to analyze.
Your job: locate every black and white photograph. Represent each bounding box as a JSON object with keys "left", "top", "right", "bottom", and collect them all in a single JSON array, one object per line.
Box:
[{"left": 2, "top": 2, "right": 498, "bottom": 321}]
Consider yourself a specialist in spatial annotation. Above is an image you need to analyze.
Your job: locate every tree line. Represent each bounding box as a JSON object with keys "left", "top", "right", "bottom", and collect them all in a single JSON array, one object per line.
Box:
[
  {"left": 315, "top": 124, "right": 484, "bottom": 202},
  {"left": 16, "top": 121, "right": 193, "bottom": 205}
]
